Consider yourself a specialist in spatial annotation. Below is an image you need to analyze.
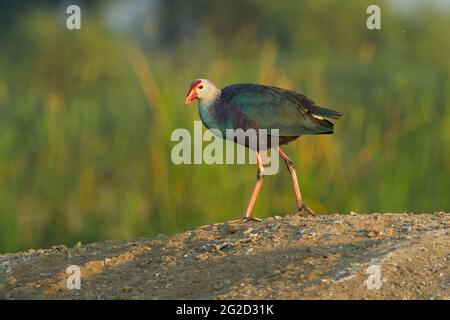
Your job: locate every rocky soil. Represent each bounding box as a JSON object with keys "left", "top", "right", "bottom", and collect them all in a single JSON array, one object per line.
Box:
[{"left": 1, "top": 213, "right": 449, "bottom": 299}]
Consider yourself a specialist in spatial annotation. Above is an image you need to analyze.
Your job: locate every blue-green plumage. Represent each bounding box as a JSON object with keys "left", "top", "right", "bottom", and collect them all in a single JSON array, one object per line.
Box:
[{"left": 197, "top": 83, "right": 341, "bottom": 148}]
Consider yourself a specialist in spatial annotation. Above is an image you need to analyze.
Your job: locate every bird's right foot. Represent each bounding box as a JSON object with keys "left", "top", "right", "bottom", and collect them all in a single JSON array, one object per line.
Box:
[{"left": 295, "top": 204, "right": 316, "bottom": 217}]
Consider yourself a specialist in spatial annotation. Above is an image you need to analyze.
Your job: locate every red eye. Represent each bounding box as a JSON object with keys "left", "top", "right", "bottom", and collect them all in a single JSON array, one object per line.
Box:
[{"left": 198, "top": 85, "right": 204, "bottom": 89}]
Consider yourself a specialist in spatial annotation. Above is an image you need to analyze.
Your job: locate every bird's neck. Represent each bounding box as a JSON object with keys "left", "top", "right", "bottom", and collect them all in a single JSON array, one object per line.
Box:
[
  {"left": 198, "top": 88, "right": 221, "bottom": 109},
  {"left": 197, "top": 90, "right": 222, "bottom": 127}
]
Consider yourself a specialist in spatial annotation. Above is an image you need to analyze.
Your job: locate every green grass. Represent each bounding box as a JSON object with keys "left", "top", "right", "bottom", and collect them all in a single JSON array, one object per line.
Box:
[{"left": 0, "top": 1, "right": 449, "bottom": 252}]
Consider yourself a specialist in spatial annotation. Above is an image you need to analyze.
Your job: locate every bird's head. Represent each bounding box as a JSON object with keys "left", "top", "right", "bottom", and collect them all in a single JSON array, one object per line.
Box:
[{"left": 185, "top": 79, "right": 220, "bottom": 105}]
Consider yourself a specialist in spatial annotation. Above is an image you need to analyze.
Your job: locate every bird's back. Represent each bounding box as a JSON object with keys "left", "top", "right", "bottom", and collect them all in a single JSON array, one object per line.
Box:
[{"left": 215, "top": 83, "right": 341, "bottom": 137}]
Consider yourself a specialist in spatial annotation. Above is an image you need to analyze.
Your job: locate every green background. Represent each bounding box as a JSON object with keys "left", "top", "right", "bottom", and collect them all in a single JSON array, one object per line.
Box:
[{"left": 0, "top": 0, "right": 449, "bottom": 253}]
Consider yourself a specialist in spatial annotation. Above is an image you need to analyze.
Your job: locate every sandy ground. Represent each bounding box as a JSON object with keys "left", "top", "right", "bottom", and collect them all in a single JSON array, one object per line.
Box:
[{"left": 0, "top": 213, "right": 449, "bottom": 300}]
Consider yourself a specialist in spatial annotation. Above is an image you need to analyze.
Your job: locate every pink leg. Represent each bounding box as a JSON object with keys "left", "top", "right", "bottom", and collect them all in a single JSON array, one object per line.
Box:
[
  {"left": 276, "top": 147, "right": 315, "bottom": 216},
  {"left": 244, "top": 152, "right": 264, "bottom": 221}
]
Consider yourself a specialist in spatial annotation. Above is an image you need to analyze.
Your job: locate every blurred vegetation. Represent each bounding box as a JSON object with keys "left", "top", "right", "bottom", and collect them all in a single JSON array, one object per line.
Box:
[{"left": 0, "top": 0, "right": 449, "bottom": 252}]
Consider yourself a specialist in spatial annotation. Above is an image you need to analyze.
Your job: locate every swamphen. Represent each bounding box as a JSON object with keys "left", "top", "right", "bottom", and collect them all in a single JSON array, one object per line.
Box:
[{"left": 185, "top": 79, "right": 341, "bottom": 221}]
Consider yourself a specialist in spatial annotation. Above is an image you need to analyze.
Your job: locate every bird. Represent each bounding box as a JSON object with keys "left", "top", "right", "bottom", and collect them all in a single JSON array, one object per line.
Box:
[{"left": 185, "top": 79, "right": 342, "bottom": 221}]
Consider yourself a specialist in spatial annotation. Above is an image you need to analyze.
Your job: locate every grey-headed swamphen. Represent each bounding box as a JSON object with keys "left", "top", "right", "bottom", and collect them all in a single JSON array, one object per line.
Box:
[{"left": 185, "top": 79, "right": 342, "bottom": 221}]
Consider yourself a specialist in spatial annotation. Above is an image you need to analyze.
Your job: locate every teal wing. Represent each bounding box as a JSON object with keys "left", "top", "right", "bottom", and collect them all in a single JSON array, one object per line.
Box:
[{"left": 223, "top": 84, "right": 335, "bottom": 137}]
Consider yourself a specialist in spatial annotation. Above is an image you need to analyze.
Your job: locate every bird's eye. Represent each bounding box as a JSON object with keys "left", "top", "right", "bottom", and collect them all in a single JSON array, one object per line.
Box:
[{"left": 198, "top": 85, "right": 204, "bottom": 89}]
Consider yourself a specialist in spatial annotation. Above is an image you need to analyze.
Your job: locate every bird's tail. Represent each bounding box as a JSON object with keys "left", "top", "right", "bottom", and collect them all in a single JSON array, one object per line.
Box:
[
  {"left": 307, "top": 118, "right": 335, "bottom": 135},
  {"left": 319, "top": 118, "right": 334, "bottom": 134},
  {"left": 308, "top": 105, "right": 342, "bottom": 119}
]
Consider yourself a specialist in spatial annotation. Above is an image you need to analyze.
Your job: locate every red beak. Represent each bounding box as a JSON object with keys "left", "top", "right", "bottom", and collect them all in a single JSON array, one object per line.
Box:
[{"left": 185, "top": 89, "right": 198, "bottom": 105}]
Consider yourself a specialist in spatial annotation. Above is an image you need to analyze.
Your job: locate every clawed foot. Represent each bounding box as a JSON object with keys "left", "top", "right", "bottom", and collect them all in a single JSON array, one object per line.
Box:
[
  {"left": 228, "top": 216, "right": 262, "bottom": 224},
  {"left": 295, "top": 204, "right": 316, "bottom": 217},
  {"left": 242, "top": 216, "right": 262, "bottom": 222}
]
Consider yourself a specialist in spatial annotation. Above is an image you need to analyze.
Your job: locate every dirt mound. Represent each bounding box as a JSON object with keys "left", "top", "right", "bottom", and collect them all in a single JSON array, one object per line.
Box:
[{"left": 1, "top": 213, "right": 449, "bottom": 299}]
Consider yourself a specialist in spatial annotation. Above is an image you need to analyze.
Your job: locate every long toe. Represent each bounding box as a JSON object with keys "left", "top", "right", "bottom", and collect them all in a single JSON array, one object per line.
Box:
[{"left": 242, "top": 216, "right": 263, "bottom": 222}]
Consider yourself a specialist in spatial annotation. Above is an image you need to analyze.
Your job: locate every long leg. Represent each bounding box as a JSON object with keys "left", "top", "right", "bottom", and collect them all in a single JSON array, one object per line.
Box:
[
  {"left": 243, "top": 152, "right": 264, "bottom": 221},
  {"left": 276, "top": 147, "right": 315, "bottom": 216}
]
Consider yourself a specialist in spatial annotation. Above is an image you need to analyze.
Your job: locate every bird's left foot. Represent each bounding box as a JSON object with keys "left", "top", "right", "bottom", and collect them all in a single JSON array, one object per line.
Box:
[
  {"left": 295, "top": 204, "right": 316, "bottom": 217},
  {"left": 242, "top": 216, "right": 262, "bottom": 222}
]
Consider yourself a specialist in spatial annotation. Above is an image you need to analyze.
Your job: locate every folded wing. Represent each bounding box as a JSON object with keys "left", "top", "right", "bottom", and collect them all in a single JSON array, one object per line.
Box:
[{"left": 222, "top": 84, "right": 341, "bottom": 137}]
